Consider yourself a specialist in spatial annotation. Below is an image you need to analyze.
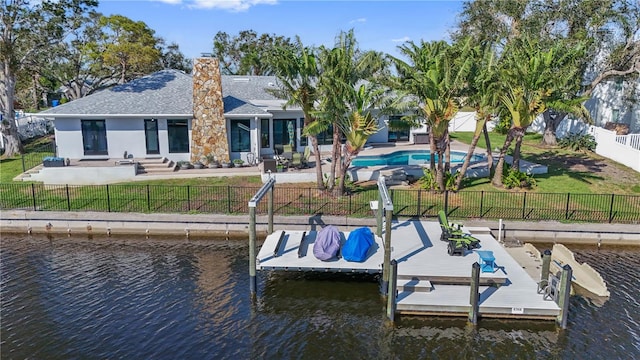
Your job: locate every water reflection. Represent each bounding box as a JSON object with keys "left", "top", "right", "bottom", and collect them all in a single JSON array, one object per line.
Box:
[{"left": 1, "top": 234, "right": 638, "bottom": 359}]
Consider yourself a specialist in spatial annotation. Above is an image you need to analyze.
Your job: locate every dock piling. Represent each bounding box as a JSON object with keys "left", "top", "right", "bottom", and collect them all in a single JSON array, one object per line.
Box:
[
  {"left": 386, "top": 259, "right": 398, "bottom": 322},
  {"left": 540, "top": 249, "right": 552, "bottom": 290},
  {"left": 469, "top": 262, "right": 480, "bottom": 325},
  {"left": 249, "top": 206, "right": 257, "bottom": 296},
  {"left": 556, "top": 264, "right": 573, "bottom": 329}
]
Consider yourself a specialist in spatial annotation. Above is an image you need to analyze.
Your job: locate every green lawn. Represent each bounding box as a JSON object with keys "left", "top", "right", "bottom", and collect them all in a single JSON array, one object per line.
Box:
[{"left": 450, "top": 132, "right": 640, "bottom": 194}]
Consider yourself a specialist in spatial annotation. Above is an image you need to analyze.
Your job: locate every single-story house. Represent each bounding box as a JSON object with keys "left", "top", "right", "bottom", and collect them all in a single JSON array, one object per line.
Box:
[{"left": 39, "top": 57, "right": 431, "bottom": 165}]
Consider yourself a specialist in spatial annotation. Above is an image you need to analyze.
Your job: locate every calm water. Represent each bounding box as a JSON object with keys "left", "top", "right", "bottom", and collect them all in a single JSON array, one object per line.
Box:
[
  {"left": 351, "top": 150, "right": 484, "bottom": 167},
  {"left": 1, "top": 234, "right": 638, "bottom": 359}
]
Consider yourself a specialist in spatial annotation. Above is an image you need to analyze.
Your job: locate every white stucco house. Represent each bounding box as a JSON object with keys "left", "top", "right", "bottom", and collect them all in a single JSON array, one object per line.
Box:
[{"left": 37, "top": 58, "right": 425, "bottom": 165}]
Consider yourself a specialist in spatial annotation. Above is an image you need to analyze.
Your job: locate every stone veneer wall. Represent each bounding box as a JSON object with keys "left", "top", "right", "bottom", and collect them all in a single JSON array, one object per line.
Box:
[{"left": 191, "top": 57, "right": 229, "bottom": 163}]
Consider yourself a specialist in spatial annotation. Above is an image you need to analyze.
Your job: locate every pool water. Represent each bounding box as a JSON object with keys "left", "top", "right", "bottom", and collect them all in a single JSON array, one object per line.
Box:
[{"left": 351, "top": 150, "right": 484, "bottom": 167}]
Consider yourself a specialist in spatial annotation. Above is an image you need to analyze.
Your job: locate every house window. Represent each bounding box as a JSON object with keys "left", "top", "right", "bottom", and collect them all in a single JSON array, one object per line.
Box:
[
  {"left": 388, "top": 116, "right": 410, "bottom": 142},
  {"left": 144, "top": 119, "right": 160, "bottom": 155},
  {"left": 81, "top": 120, "right": 108, "bottom": 155},
  {"left": 168, "top": 119, "right": 189, "bottom": 153},
  {"left": 231, "top": 119, "right": 251, "bottom": 152},
  {"left": 261, "top": 118, "right": 270, "bottom": 148},
  {"left": 612, "top": 109, "right": 620, "bottom": 123},
  {"left": 273, "top": 119, "right": 297, "bottom": 148}
]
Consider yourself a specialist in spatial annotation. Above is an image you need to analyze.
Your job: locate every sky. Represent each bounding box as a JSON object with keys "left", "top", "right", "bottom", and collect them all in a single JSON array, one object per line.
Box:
[{"left": 96, "top": 0, "right": 465, "bottom": 59}]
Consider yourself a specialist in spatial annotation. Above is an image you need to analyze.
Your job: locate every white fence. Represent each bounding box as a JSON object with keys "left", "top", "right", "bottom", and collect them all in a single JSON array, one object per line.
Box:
[{"left": 588, "top": 125, "right": 640, "bottom": 172}]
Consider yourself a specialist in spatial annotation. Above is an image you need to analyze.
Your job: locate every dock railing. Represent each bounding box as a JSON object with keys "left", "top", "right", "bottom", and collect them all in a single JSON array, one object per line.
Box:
[{"left": 1, "top": 183, "right": 639, "bottom": 224}]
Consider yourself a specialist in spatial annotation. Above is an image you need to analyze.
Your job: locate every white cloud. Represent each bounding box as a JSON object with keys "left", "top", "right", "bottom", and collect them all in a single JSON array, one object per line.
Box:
[
  {"left": 153, "top": 0, "right": 278, "bottom": 12},
  {"left": 153, "top": 0, "right": 182, "bottom": 4},
  {"left": 391, "top": 36, "right": 411, "bottom": 43},
  {"left": 349, "top": 18, "right": 367, "bottom": 24}
]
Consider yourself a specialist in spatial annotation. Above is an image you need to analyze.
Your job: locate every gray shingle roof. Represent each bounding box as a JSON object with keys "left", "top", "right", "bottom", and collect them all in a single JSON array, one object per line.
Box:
[
  {"left": 38, "top": 71, "right": 286, "bottom": 117},
  {"left": 40, "top": 70, "right": 193, "bottom": 116}
]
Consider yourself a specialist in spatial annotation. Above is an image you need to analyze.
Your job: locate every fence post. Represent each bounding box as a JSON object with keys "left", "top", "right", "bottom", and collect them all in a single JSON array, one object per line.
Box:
[
  {"left": 349, "top": 192, "right": 352, "bottom": 214},
  {"left": 31, "top": 183, "right": 36, "bottom": 211},
  {"left": 21, "top": 155, "right": 26, "bottom": 173},
  {"left": 565, "top": 193, "right": 571, "bottom": 220},
  {"left": 187, "top": 185, "right": 191, "bottom": 212},
  {"left": 522, "top": 192, "right": 527, "bottom": 219},
  {"left": 66, "top": 184, "right": 71, "bottom": 211},
  {"left": 106, "top": 185, "right": 111, "bottom": 212},
  {"left": 608, "top": 194, "right": 615, "bottom": 223},
  {"left": 308, "top": 187, "right": 311, "bottom": 214},
  {"left": 227, "top": 185, "right": 232, "bottom": 213},
  {"left": 479, "top": 191, "right": 484, "bottom": 218}
]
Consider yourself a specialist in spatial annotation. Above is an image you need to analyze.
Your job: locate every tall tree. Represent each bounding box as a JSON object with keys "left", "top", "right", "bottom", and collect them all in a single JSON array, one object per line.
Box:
[
  {"left": 159, "top": 41, "right": 192, "bottom": 73},
  {"left": 391, "top": 40, "right": 472, "bottom": 191},
  {"left": 1, "top": 0, "right": 97, "bottom": 158},
  {"left": 315, "top": 29, "right": 385, "bottom": 194},
  {"left": 454, "top": 43, "right": 500, "bottom": 191},
  {"left": 456, "top": 0, "right": 640, "bottom": 146},
  {"left": 492, "top": 38, "right": 553, "bottom": 187},
  {"left": 267, "top": 37, "right": 325, "bottom": 189},
  {"left": 96, "top": 15, "right": 162, "bottom": 84},
  {"left": 213, "top": 30, "right": 293, "bottom": 75}
]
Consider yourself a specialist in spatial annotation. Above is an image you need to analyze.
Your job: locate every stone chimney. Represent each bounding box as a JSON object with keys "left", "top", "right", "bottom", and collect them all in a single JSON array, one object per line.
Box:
[{"left": 191, "top": 57, "right": 229, "bottom": 163}]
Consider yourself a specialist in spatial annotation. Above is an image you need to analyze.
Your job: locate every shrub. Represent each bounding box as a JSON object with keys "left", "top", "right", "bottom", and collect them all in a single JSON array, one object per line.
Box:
[
  {"left": 558, "top": 133, "right": 596, "bottom": 152},
  {"left": 418, "top": 169, "right": 458, "bottom": 191},
  {"left": 502, "top": 165, "right": 536, "bottom": 189}
]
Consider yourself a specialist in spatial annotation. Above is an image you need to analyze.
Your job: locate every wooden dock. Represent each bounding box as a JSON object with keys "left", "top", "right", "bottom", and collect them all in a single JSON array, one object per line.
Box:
[{"left": 256, "top": 220, "right": 561, "bottom": 320}]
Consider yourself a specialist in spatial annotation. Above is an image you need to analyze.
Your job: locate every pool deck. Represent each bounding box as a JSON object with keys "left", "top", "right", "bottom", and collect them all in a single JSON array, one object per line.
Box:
[{"left": 257, "top": 219, "right": 560, "bottom": 320}]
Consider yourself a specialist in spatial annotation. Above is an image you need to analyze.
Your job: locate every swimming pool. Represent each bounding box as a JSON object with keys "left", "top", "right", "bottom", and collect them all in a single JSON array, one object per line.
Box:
[{"left": 351, "top": 150, "right": 484, "bottom": 167}]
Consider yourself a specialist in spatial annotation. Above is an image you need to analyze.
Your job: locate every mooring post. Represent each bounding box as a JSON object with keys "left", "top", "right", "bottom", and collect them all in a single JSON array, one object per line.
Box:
[
  {"left": 381, "top": 208, "right": 393, "bottom": 296},
  {"left": 376, "top": 192, "right": 383, "bottom": 238},
  {"left": 268, "top": 185, "right": 274, "bottom": 234},
  {"left": 249, "top": 206, "right": 257, "bottom": 297},
  {"left": 469, "top": 262, "right": 480, "bottom": 325},
  {"left": 540, "top": 249, "right": 552, "bottom": 289},
  {"left": 556, "top": 264, "right": 573, "bottom": 329},
  {"left": 386, "top": 259, "right": 398, "bottom": 322}
]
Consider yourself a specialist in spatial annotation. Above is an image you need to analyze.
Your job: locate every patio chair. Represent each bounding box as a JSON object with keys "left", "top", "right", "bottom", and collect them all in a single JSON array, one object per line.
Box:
[
  {"left": 290, "top": 152, "right": 302, "bottom": 169},
  {"left": 301, "top": 146, "right": 311, "bottom": 168},
  {"left": 438, "top": 210, "right": 481, "bottom": 256}
]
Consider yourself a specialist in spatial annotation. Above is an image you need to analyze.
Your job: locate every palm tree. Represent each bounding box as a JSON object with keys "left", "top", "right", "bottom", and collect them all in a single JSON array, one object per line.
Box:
[
  {"left": 391, "top": 40, "right": 472, "bottom": 191},
  {"left": 335, "top": 84, "right": 384, "bottom": 194},
  {"left": 314, "top": 30, "right": 385, "bottom": 194},
  {"left": 267, "top": 37, "right": 325, "bottom": 189},
  {"left": 454, "top": 44, "right": 500, "bottom": 191}
]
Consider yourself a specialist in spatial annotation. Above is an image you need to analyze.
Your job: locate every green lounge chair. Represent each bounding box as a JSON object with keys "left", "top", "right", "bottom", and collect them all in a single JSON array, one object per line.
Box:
[{"left": 437, "top": 210, "right": 481, "bottom": 256}]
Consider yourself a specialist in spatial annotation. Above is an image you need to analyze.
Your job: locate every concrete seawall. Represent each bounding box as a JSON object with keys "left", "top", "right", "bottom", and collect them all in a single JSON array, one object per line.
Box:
[{"left": 1, "top": 210, "right": 638, "bottom": 245}]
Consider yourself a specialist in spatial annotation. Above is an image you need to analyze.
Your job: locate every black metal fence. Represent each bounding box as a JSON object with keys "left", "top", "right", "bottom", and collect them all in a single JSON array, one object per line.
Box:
[
  {"left": 21, "top": 140, "right": 56, "bottom": 172},
  {"left": 1, "top": 183, "right": 639, "bottom": 224}
]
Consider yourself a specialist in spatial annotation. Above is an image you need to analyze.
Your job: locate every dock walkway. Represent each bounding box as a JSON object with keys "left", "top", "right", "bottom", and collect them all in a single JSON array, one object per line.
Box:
[{"left": 257, "top": 219, "right": 560, "bottom": 320}]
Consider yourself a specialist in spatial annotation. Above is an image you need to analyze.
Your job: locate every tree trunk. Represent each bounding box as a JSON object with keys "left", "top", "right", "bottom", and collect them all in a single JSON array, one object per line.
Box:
[
  {"left": 491, "top": 128, "right": 517, "bottom": 187},
  {"left": 428, "top": 130, "right": 436, "bottom": 171},
  {"left": 0, "top": 63, "right": 24, "bottom": 158},
  {"left": 32, "top": 72, "right": 40, "bottom": 110},
  {"left": 454, "top": 130, "right": 482, "bottom": 191},
  {"left": 444, "top": 130, "right": 451, "bottom": 173},
  {"left": 436, "top": 149, "right": 445, "bottom": 192},
  {"left": 513, "top": 133, "right": 523, "bottom": 172},
  {"left": 328, "top": 123, "right": 340, "bottom": 191},
  {"left": 309, "top": 135, "right": 325, "bottom": 190},
  {"left": 482, "top": 121, "right": 494, "bottom": 178},
  {"left": 541, "top": 110, "right": 567, "bottom": 146}
]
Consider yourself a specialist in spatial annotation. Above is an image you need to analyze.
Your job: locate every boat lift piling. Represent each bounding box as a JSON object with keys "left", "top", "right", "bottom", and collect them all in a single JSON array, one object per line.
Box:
[
  {"left": 248, "top": 176, "right": 277, "bottom": 297},
  {"left": 556, "top": 264, "right": 573, "bottom": 329},
  {"left": 376, "top": 176, "right": 394, "bottom": 296},
  {"left": 468, "top": 262, "right": 481, "bottom": 325}
]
